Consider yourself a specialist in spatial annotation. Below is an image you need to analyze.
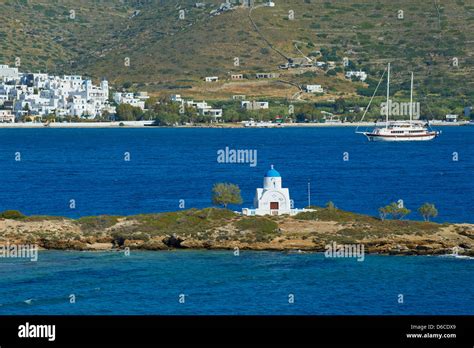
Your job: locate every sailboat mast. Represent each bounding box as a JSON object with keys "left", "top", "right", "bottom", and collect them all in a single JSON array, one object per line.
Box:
[
  {"left": 410, "top": 72, "right": 414, "bottom": 124},
  {"left": 386, "top": 63, "right": 390, "bottom": 128}
]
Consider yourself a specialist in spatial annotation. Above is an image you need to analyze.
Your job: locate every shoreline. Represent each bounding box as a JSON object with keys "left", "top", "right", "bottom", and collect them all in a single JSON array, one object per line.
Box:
[
  {"left": 0, "top": 121, "right": 470, "bottom": 129},
  {"left": 24, "top": 248, "right": 474, "bottom": 260},
  {"left": 0, "top": 207, "right": 472, "bottom": 257}
]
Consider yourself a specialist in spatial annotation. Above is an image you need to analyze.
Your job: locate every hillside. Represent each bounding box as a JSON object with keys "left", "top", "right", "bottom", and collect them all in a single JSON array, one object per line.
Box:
[{"left": 1, "top": 0, "right": 473, "bottom": 104}]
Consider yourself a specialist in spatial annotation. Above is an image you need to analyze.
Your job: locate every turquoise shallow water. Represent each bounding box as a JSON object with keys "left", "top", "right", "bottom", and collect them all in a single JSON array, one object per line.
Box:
[{"left": 0, "top": 251, "right": 472, "bottom": 315}]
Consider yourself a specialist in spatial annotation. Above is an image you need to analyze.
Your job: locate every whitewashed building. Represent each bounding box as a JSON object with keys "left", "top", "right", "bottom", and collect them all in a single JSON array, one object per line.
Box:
[
  {"left": 242, "top": 166, "right": 314, "bottom": 216},
  {"left": 113, "top": 92, "right": 146, "bottom": 110},
  {"left": 170, "top": 94, "right": 183, "bottom": 103},
  {"left": 241, "top": 100, "right": 269, "bottom": 110},
  {"left": 445, "top": 114, "right": 458, "bottom": 122},
  {"left": 345, "top": 70, "right": 368, "bottom": 82},
  {"left": 0, "top": 109, "right": 14, "bottom": 123},
  {"left": 0, "top": 65, "right": 19, "bottom": 81},
  {"left": 305, "top": 84, "right": 324, "bottom": 93},
  {"left": 205, "top": 76, "right": 219, "bottom": 82},
  {"left": 200, "top": 108, "right": 223, "bottom": 121},
  {"left": 256, "top": 73, "right": 279, "bottom": 79},
  {"left": 180, "top": 99, "right": 222, "bottom": 122},
  {"left": 0, "top": 65, "right": 112, "bottom": 119}
]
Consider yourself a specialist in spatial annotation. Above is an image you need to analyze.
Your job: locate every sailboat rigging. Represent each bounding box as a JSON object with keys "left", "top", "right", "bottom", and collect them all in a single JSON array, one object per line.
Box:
[{"left": 356, "top": 63, "right": 440, "bottom": 142}]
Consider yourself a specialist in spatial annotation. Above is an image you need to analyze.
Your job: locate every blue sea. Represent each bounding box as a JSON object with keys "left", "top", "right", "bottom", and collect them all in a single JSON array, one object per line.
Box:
[
  {"left": 0, "top": 127, "right": 472, "bottom": 222},
  {"left": 0, "top": 126, "right": 472, "bottom": 315},
  {"left": 0, "top": 251, "right": 472, "bottom": 315}
]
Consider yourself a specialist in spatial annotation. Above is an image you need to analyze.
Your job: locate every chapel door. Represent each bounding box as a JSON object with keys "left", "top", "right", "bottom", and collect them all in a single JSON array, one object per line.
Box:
[{"left": 270, "top": 202, "right": 279, "bottom": 210}]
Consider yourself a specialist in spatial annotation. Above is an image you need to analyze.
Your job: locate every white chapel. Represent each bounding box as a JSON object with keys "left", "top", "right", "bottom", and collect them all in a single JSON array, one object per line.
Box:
[{"left": 242, "top": 165, "right": 297, "bottom": 216}]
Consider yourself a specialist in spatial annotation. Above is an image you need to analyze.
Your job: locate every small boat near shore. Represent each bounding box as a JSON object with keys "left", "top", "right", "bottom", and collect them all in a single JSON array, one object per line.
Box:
[
  {"left": 243, "top": 119, "right": 284, "bottom": 128},
  {"left": 429, "top": 120, "right": 471, "bottom": 126}
]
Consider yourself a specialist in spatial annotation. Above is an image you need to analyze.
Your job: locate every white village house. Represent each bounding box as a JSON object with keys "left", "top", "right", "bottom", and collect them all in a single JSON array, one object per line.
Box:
[
  {"left": 0, "top": 65, "right": 116, "bottom": 120},
  {"left": 0, "top": 109, "right": 14, "bottom": 123},
  {"left": 0, "top": 64, "right": 20, "bottom": 81},
  {"left": 445, "top": 114, "right": 458, "bottom": 122},
  {"left": 345, "top": 70, "right": 368, "bottom": 82},
  {"left": 200, "top": 107, "right": 223, "bottom": 119},
  {"left": 242, "top": 166, "right": 314, "bottom": 216},
  {"left": 177, "top": 98, "right": 223, "bottom": 122},
  {"left": 305, "top": 84, "right": 324, "bottom": 93},
  {"left": 113, "top": 92, "right": 148, "bottom": 110},
  {"left": 256, "top": 73, "right": 279, "bottom": 79},
  {"left": 170, "top": 94, "right": 183, "bottom": 103},
  {"left": 205, "top": 76, "right": 219, "bottom": 82},
  {"left": 241, "top": 100, "right": 269, "bottom": 110}
]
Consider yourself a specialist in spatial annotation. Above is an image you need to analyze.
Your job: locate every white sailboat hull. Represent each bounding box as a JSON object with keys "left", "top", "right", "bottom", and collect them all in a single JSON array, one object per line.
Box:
[
  {"left": 356, "top": 63, "right": 442, "bottom": 143},
  {"left": 364, "top": 132, "right": 438, "bottom": 142}
]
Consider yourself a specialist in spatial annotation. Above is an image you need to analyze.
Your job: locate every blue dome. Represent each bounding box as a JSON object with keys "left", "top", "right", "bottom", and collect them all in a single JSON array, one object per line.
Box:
[{"left": 265, "top": 165, "right": 281, "bottom": 177}]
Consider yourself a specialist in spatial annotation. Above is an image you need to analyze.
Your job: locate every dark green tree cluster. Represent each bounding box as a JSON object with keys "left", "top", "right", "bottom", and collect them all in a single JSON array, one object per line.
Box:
[
  {"left": 294, "top": 104, "right": 324, "bottom": 123},
  {"left": 379, "top": 202, "right": 439, "bottom": 222},
  {"left": 211, "top": 183, "right": 243, "bottom": 209},
  {"left": 418, "top": 203, "right": 438, "bottom": 222},
  {"left": 115, "top": 104, "right": 144, "bottom": 121},
  {"left": 115, "top": 97, "right": 198, "bottom": 125},
  {"left": 378, "top": 202, "right": 411, "bottom": 221}
]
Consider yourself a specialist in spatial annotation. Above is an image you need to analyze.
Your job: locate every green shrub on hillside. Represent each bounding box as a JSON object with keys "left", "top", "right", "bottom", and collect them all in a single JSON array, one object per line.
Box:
[
  {"left": 0, "top": 210, "right": 26, "bottom": 220},
  {"left": 295, "top": 207, "right": 375, "bottom": 223},
  {"left": 235, "top": 217, "right": 279, "bottom": 242},
  {"left": 76, "top": 215, "right": 121, "bottom": 232},
  {"left": 235, "top": 217, "right": 278, "bottom": 234}
]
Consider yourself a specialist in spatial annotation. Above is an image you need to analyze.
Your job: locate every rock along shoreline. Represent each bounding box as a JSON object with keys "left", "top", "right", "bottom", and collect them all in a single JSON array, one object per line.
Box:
[{"left": 0, "top": 208, "right": 472, "bottom": 257}]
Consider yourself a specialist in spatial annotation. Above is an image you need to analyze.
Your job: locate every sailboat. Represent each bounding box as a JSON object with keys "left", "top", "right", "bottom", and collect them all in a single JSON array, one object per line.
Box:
[{"left": 357, "top": 63, "right": 440, "bottom": 142}]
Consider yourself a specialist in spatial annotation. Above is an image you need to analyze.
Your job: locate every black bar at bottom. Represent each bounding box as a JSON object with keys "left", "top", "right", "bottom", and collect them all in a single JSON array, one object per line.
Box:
[{"left": 0, "top": 316, "right": 472, "bottom": 347}]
